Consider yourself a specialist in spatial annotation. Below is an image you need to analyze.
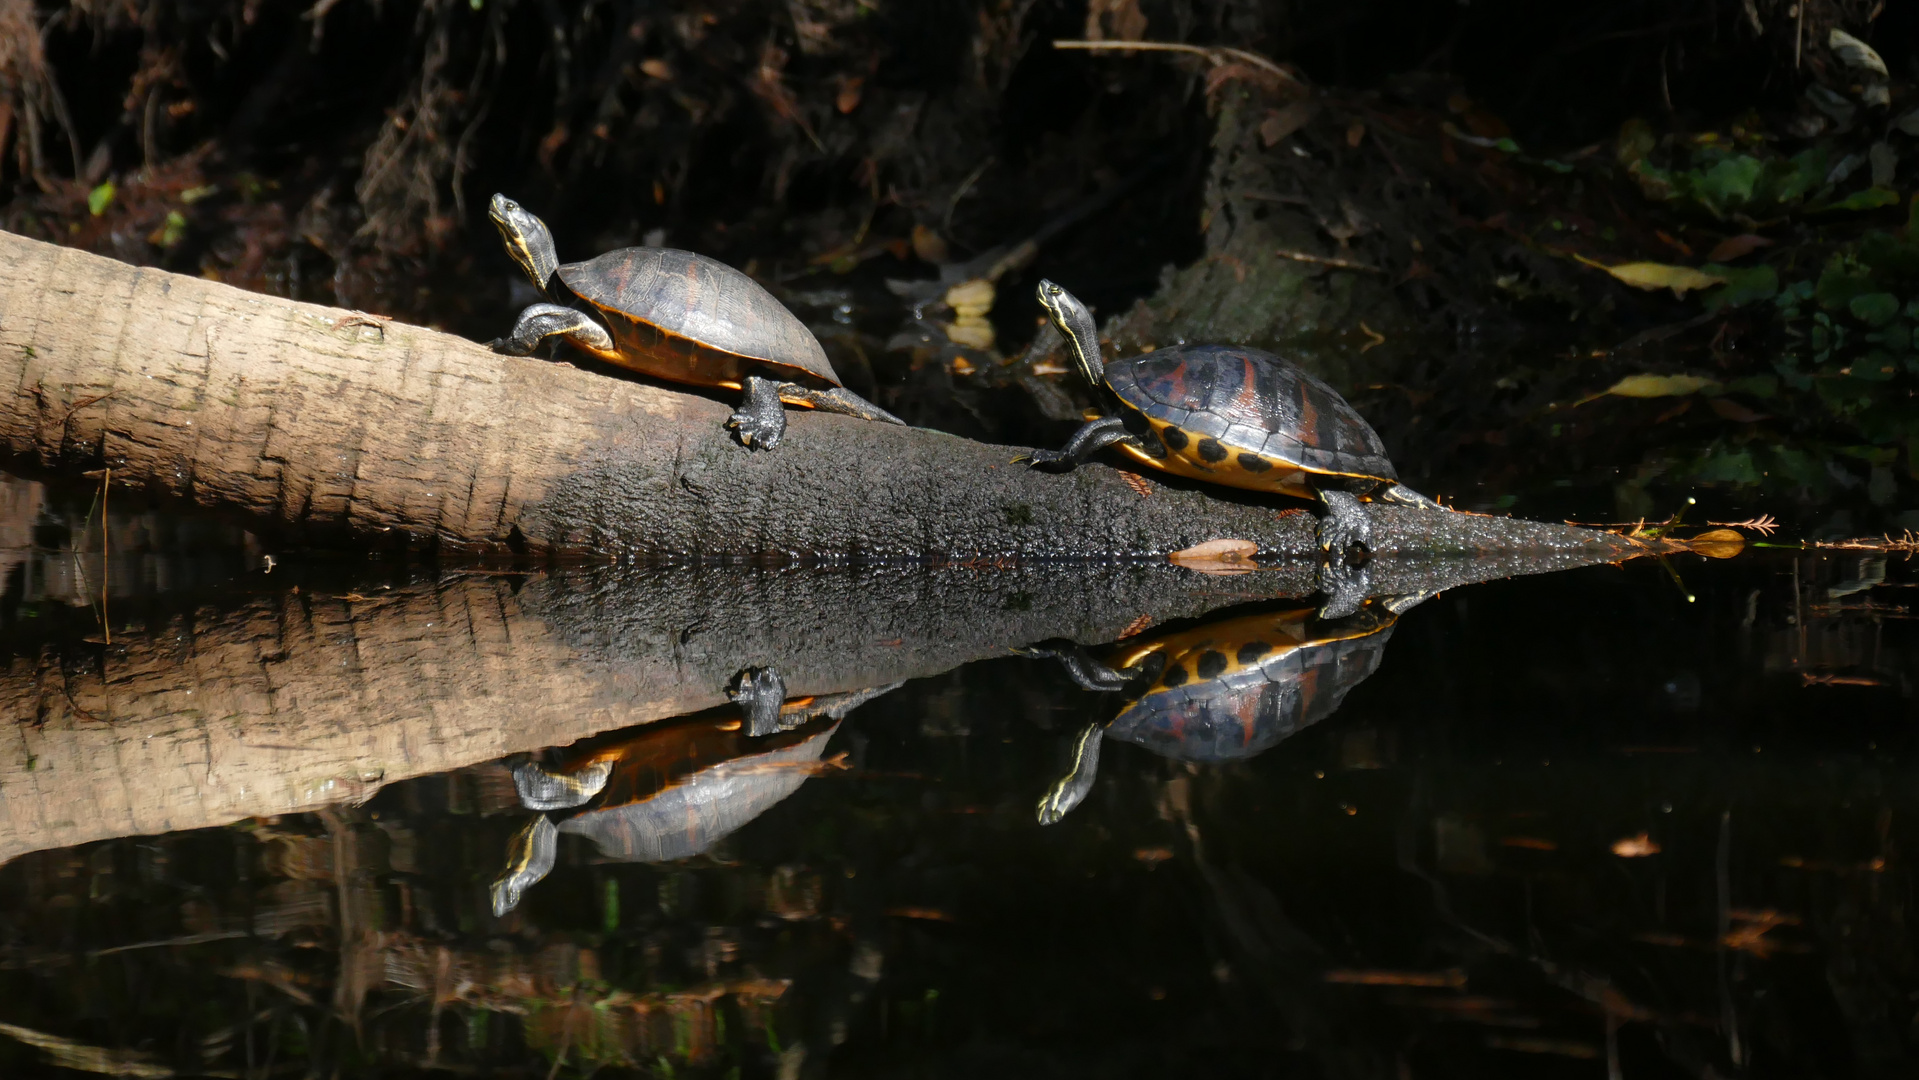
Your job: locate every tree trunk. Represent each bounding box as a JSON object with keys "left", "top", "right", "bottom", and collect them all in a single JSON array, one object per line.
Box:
[{"left": 0, "top": 230, "right": 1655, "bottom": 563}]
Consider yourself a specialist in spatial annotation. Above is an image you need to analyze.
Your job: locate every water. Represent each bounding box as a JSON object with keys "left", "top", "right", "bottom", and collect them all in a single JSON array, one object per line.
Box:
[{"left": 0, "top": 476, "right": 1914, "bottom": 1078}]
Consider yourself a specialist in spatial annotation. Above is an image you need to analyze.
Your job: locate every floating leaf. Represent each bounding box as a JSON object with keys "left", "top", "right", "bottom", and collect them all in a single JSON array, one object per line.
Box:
[
  {"left": 1170, "top": 538, "right": 1258, "bottom": 574},
  {"left": 1612, "top": 833, "right": 1661, "bottom": 857},
  {"left": 87, "top": 181, "right": 115, "bottom": 217},
  {"left": 1686, "top": 529, "right": 1748, "bottom": 560},
  {"left": 1579, "top": 257, "right": 1727, "bottom": 296},
  {"left": 1705, "top": 233, "right": 1772, "bottom": 262},
  {"left": 1828, "top": 28, "right": 1888, "bottom": 76},
  {"left": 1850, "top": 292, "right": 1900, "bottom": 327}
]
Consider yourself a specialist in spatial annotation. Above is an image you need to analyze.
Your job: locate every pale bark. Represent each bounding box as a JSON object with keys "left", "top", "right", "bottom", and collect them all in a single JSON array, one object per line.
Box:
[{"left": 0, "top": 230, "right": 1658, "bottom": 563}]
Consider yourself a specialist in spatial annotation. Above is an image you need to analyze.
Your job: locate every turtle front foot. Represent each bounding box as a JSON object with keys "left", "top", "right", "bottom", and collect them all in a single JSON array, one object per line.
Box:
[
  {"left": 1317, "top": 489, "right": 1373, "bottom": 557},
  {"left": 1015, "top": 640, "right": 1133, "bottom": 691},
  {"left": 728, "top": 376, "right": 789, "bottom": 451},
  {"left": 730, "top": 665, "right": 788, "bottom": 737}
]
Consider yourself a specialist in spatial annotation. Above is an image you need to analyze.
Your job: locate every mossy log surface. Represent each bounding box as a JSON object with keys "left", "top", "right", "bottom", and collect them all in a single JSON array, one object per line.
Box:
[{"left": 0, "top": 230, "right": 1655, "bottom": 564}]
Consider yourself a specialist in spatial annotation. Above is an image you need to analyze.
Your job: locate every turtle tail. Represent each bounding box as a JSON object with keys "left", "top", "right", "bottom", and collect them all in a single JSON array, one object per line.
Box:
[{"left": 775, "top": 383, "right": 905, "bottom": 426}]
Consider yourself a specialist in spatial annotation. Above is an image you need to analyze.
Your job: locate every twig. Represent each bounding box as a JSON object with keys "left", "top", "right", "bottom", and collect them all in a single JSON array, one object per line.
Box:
[
  {"left": 1812, "top": 532, "right": 1919, "bottom": 553},
  {"left": 1708, "top": 514, "right": 1778, "bottom": 536},
  {"left": 1052, "top": 40, "right": 1304, "bottom": 88},
  {"left": 1275, "top": 249, "right": 1382, "bottom": 273},
  {"left": 100, "top": 467, "right": 109, "bottom": 646}
]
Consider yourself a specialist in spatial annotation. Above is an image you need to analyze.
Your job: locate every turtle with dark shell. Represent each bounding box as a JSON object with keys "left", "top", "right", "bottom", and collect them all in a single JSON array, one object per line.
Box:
[
  {"left": 491, "top": 683, "right": 896, "bottom": 916},
  {"left": 486, "top": 194, "right": 902, "bottom": 451},
  {"left": 1020, "top": 280, "right": 1443, "bottom": 603},
  {"left": 1023, "top": 600, "right": 1407, "bottom": 825}
]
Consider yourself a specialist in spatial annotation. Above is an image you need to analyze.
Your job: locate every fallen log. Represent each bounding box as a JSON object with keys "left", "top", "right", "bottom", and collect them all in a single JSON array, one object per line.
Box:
[{"left": 0, "top": 230, "right": 1657, "bottom": 564}]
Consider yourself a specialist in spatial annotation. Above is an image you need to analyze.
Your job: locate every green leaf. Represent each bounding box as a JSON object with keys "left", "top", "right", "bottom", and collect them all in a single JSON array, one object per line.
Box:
[
  {"left": 87, "top": 181, "right": 115, "bottom": 217},
  {"left": 1687, "top": 155, "right": 1763, "bottom": 214},
  {"left": 1701, "top": 263, "right": 1778, "bottom": 310},
  {"left": 1850, "top": 292, "right": 1901, "bottom": 327},
  {"left": 153, "top": 210, "right": 187, "bottom": 249},
  {"left": 1821, "top": 186, "right": 1901, "bottom": 212}
]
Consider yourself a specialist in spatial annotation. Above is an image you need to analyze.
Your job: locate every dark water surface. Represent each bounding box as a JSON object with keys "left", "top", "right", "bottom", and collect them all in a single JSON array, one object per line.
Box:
[{"left": 0, "top": 476, "right": 1914, "bottom": 1079}]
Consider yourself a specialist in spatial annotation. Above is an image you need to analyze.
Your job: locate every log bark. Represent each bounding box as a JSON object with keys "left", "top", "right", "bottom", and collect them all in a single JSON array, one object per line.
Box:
[{"left": 0, "top": 230, "right": 1658, "bottom": 564}]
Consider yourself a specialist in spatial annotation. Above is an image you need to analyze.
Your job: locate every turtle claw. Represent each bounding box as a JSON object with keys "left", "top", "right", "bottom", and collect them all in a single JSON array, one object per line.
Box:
[{"left": 1316, "top": 559, "right": 1371, "bottom": 620}]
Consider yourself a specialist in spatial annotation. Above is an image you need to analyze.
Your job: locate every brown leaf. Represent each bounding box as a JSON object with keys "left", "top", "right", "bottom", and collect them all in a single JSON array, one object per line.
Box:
[
  {"left": 1706, "top": 233, "right": 1774, "bottom": 262},
  {"left": 1345, "top": 120, "right": 1366, "bottom": 148},
  {"left": 1259, "top": 102, "right": 1317, "bottom": 146},
  {"left": 1707, "top": 396, "right": 1771, "bottom": 423},
  {"left": 1611, "top": 833, "right": 1661, "bottom": 857},
  {"left": 835, "top": 75, "right": 864, "bottom": 114},
  {"left": 1169, "top": 538, "right": 1258, "bottom": 574},
  {"left": 910, "top": 224, "right": 949, "bottom": 264},
  {"left": 1686, "top": 528, "right": 1747, "bottom": 560}
]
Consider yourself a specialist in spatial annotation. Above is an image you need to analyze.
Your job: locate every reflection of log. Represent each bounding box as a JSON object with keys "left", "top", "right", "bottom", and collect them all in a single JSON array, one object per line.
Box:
[
  {"left": 0, "top": 231, "right": 1661, "bottom": 562},
  {"left": 0, "top": 538, "right": 1637, "bottom": 866}
]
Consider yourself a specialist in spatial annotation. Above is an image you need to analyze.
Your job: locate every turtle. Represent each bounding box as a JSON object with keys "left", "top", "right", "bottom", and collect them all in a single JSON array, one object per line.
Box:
[
  {"left": 1020, "top": 280, "right": 1443, "bottom": 591},
  {"left": 487, "top": 194, "right": 903, "bottom": 451},
  {"left": 491, "top": 683, "right": 896, "bottom": 916},
  {"left": 1021, "top": 599, "right": 1405, "bottom": 825}
]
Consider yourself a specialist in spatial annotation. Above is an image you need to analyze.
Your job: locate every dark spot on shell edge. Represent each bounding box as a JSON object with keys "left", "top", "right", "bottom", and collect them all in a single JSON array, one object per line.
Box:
[
  {"left": 1160, "top": 426, "right": 1189, "bottom": 451},
  {"left": 1195, "top": 650, "right": 1228, "bottom": 680},
  {"left": 1196, "top": 437, "right": 1227, "bottom": 463},
  {"left": 1237, "top": 453, "right": 1273, "bottom": 472}
]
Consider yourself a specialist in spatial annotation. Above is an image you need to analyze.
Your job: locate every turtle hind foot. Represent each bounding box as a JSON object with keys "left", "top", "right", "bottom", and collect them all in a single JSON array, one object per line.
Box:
[
  {"left": 1014, "top": 448, "right": 1077, "bottom": 471},
  {"left": 727, "top": 376, "right": 788, "bottom": 451},
  {"left": 1378, "top": 483, "right": 1444, "bottom": 511}
]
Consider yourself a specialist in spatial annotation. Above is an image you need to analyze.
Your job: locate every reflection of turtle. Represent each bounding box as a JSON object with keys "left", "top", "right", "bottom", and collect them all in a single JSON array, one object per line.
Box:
[
  {"left": 1023, "top": 602, "right": 1400, "bottom": 825},
  {"left": 486, "top": 194, "right": 902, "bottom": 451},
  {"left": 492, "top": 684, "right": 895, "bottom": 915},
  {"left": 1020, "top": 281, "right": 1443, "bottom": 615}
]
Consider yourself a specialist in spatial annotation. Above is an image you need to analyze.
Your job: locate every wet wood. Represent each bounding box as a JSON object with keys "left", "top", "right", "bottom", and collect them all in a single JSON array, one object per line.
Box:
[{"left": 0, "top": 230, "right": 1662, "bottom": 563}]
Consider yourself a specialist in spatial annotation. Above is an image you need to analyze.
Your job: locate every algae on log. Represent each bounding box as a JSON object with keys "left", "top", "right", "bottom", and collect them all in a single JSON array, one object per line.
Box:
[
  {"left": 0, "top": 230, "right": 1644, "bottom": 561},
  {"left": 0, "top": 535, "right": 1648, "bottom": 866}
]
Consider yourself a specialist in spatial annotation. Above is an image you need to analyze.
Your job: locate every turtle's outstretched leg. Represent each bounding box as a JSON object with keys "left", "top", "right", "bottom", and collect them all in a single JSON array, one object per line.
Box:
[
  {"left": 510, "top": 758, "right": 613, "bottom": 811},
  {"left": 774, "top": 383, "right": 905, "bottom": 426},
  {"left": 1017, "top": 416, "right": 1137, "bottom": 471},
  {"left": 489, "top": 303, "right": 614, "bottom": 358},
  {"left": 727, "top": 376, "right": 789, "bottom": 451},
  {"left": 1037, "top": 722, "right": 1106, "bottom": 825},
  {"left": 730, "top": 665, "right": 788, "bottom": 737},
  {"left": 1316, "top": 489, "right": 1374, "bottom": 620},
  {"left": 490, "top": 813, "right": 558, "bottom": 916},
  {"left": 1377, "top": 483, "right": 1444, "bottom": 511},
  {"left": 1014, "top": 641, "right": 1134, "bottom": 691}
]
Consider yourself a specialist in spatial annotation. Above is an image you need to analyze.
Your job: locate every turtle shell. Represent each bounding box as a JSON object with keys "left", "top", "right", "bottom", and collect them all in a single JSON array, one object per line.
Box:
[
  {"left": 559, "top": 247, "right": 839, "bottom": 390},
  {"left": 555, "top": 715, "right": 840, "bottom": 863},
  {"left": 1105, "top": 344, "right": 1396, "bottom": 495},
  {"left": 1103, "top": 605, "right": 1395, "bottom": 764}
]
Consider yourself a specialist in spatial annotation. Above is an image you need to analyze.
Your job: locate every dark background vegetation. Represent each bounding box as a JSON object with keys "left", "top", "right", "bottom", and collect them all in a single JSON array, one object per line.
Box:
[{"left": 6, "top": 0, "right": 1919, "bottom": 530}]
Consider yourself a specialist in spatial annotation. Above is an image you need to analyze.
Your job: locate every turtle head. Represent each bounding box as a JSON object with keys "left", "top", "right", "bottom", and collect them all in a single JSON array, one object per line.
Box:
[
  {"left": 1036, "top": 279, "right": 1104, "bottom": 388},
  {"left": 489, "top": 194, "right": 560, "bottom": 299}
]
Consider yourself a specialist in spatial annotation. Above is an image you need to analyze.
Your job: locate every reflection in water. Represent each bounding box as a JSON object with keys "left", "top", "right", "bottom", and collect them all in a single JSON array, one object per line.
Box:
[
  {"left": 493, "top": 685, "right": 897, "bottom": 915},
  {"left": 0, "top": 475, "right": 1914, "bottom": 1076},
  {"left": 1028, "top": 601, "right": 1399, "bottom": 824}
]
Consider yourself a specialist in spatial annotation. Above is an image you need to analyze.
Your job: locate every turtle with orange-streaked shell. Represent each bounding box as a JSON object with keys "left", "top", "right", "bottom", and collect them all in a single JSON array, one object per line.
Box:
[
  {"left": 486, "top": 194, "right": 901, "bottom": 451},
  {"left": 1019, "top": 280, "right": 1443, "bottom": 586}
]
